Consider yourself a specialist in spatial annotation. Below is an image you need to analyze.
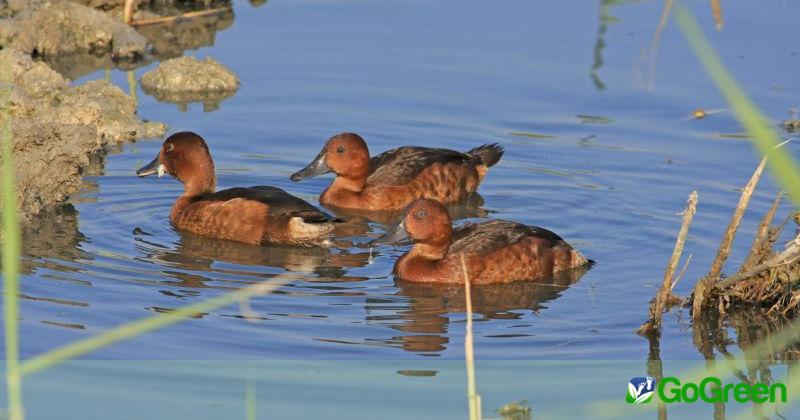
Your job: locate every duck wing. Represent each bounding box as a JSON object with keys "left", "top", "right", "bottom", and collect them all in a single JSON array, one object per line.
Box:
[
  {"left": 449, "top": 220, "right": 566, "bottom": 257},
  {"left": 367, "top": 146, "right": 473, "bottom": 186},
  {"left": 200, "top": 186, "right": 339, "bottom": 223}
]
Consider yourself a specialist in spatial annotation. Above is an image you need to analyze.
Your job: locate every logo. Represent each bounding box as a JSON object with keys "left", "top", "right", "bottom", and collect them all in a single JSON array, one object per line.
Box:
[
  {"left": 625, "top": 375, "right": 788, "bottom": 405},
  {"left": 627, "top": 376, "right": 656, "bottom": 404}
]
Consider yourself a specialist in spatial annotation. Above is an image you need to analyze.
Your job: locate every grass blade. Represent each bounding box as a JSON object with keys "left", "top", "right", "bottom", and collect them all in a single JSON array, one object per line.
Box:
[{"left": 1, "top": 60, "right": 23, "bottom": 419}]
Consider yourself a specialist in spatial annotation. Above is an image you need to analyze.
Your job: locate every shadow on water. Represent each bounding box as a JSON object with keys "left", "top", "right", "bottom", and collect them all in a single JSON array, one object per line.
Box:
[{"left": 372, "top": 266, "right": 591, "bottom": 354}]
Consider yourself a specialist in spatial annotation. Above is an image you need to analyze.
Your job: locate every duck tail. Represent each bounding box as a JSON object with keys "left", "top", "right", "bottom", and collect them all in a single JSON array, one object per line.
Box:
[{"left": 467, "top": 143, "right": 504, "bottom": 167}]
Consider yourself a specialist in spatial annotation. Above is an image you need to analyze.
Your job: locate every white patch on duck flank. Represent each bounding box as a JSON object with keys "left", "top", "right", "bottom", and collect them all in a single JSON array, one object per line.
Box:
[{"left": 288, "top": 217, "right": 335, "bottom": 246}]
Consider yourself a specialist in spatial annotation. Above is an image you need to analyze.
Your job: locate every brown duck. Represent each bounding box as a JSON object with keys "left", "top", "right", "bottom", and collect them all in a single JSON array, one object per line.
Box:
[
  {"left": 137, "top": 131, "right": 341, "bottom": 246},
  {"left": 374, "top": 199, "right": 591, "bottom": 284},
  {"left": 290, "top": 132, "right": 503, "bottom": 211}
]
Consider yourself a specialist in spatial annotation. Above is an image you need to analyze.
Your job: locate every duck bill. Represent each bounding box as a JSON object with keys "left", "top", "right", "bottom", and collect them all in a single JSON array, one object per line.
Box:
[
  {"left": 136, "top": 155, "right": 163, "bottom": 177},
  {"left": 290, "top": 150, "right": 330, "bottom": 182},
  {"left": 370, "top": 220, "right": 409, "bottom": 246}
]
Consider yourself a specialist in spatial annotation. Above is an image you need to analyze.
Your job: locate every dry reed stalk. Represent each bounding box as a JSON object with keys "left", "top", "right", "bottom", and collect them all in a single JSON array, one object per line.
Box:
[
  {"left": 715, "top": 235, "right": 800, "bottom": 290},
  {"left": 131, "top": 7, "right": 231, "bottom": 27},
  {"left": 461, "top": 254, "right": 481, "bottom": 420},
  {"left": 123, "top": 0, "right": 137, "bottom": 25},
  {"left": 741, "top": 191, "right": 783, "bottom": 271},
  {"left": 710, "top": 0, "right": 723, "bottom": 30},
  {"left": 693, "top": 157, "right": 767, "bottom": 321},
  {"left": 671, "top": 254, "right": 693, "bottom": 291},
  {"left": 637, "top": 191, "right": 697, "bottom": 335}
]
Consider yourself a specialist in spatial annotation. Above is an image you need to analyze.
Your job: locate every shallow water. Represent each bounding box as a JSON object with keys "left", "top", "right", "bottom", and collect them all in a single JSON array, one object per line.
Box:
[{"left": 13, "top": 0, "right": 800, "bottom": 417}]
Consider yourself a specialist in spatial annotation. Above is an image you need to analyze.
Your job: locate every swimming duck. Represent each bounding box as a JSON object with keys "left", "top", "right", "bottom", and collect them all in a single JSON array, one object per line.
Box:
[
  {"left": 374, "top": 199, "right": 590, "bottom": 284},
  {"left": 290, "top": 132, "right": 503, "bottom": 211},
  {"left": 136, "top": 131, "right": 341, "bottom": 246}
]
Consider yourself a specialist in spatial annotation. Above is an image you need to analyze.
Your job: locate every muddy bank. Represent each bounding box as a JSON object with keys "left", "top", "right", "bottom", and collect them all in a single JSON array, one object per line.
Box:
[
  {"left": 0, "top": 49, "right": 166, "bottom": 221},
  {"left": 0, "top": 0, "right": 252, "bottom": 220},
  {"left": 0, "top": 0, "right": 235, "bottom": 80}
]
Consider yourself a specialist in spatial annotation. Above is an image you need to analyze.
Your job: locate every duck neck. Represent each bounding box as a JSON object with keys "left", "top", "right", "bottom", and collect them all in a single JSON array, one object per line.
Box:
[
  {"left": 171, "top": 174, "right": 216, "bottom": 219},
  {"left": 415, "top": 242, "right": 449, "bottom": 260},
  {"left": 395, "top": 243, "right": 448, "bottom": 280},
  {"left": 328, "top": 174, "right": 367, "bottom": 194}
]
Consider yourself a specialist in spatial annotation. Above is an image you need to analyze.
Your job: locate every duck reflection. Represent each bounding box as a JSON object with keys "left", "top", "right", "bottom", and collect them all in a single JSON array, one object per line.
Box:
[
  {"left": 136, "top": 229, "right": 373, "bottom": 287},
  {"left": 373, "top": 265, "right": 590, "bottom": 353}
]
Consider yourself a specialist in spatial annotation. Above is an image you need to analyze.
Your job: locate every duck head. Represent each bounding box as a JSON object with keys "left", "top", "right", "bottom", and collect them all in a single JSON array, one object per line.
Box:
[
  {"left": 137, "top": 131, "right": 216, "bottom": 195},
  {"left": 290, "top": 132, "right": 371, "bottom": 182},
  {"left": 373, "top": 199, "right": 453, "bottom": 254}
]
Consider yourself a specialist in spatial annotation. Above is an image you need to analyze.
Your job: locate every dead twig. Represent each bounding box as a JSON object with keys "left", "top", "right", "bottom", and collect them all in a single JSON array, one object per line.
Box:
[
  {"left": 131, "top": 7, "right": 231, "bottom": 27},
  {"left": 123, "top": 0, "right": 138, "bottom": 25},
  {"left": 715, "top": 235, "right": 800, "bottom": 290},
  {"left": 693, "top": 157, "right": 767, "bottom": 321},
  {"left": 710, "top": 0, "right": 723, "bottom": 30},
  {"left": 671, "top": 253, "right": 693, "bottom": 291},
  {"left": 741, "top": 191, "right": 783, "bottom": 271},
  {"left": 637, "top": 191, "right": 697, "bottom": 335}
]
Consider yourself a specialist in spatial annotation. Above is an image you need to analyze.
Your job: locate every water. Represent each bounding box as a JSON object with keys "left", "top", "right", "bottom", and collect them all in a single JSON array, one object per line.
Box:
[{"left": 13, "top": 0, "right": 800, "bottom": 418}]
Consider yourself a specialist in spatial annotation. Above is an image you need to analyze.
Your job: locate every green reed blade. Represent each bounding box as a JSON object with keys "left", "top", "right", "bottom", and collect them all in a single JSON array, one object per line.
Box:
[
  {"left": 1, "top": 61, "right": 23, "bottom": 420},
  {"left": 19, "top": 279, "right": 287, "bottom": 376},
  {"left": 245, "top": 378, "right": 257, "bottom": 420}
]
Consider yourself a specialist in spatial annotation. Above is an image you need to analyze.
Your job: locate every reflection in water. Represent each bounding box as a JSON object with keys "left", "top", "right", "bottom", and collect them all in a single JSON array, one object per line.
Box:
[
  {"left": 21, "top": 204, "right": 89, "bottom": 274},
  {"left": 135, "top": 229, "right": 373, "bottom": 286},
  {"left": 49, "top": 2, "right": 236, "bottom": 80},
  {"left": 645, "top": 332, "right": 668, "bottom": 420},
  {"left": 19, "top": 204, "right": 91, "bottom": 331},
  {"left": 136, "top": 5, "right": 234, "bottom": 60},
  {"left": 373, "top": 266, "right": 590, "bottom": 353},
  {"left": 591, "top": 1, "right": 615, "bottom": 90},
  {"left": 645, "top": 308, "right": 800, "bottom": 419}
]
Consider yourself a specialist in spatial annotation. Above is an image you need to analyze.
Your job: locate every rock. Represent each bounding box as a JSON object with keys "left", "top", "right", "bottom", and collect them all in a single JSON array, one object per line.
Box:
[
  {"left": 141, "top": 56, "right": 239, "bottom": 92},
  {"left": 140, "top": 55, "right": 239, "bottom": 110}
]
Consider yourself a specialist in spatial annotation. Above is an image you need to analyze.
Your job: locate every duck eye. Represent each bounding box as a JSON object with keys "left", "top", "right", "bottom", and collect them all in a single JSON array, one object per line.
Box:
[
  {"left": 336, "top": 146, "right": 345, "bottom": 154},
  {"left": 415, "top": 210, "right": 426, "bottom": 218},
  {"left": 165, "top": 143, "right": 175, "bottom": 152}
]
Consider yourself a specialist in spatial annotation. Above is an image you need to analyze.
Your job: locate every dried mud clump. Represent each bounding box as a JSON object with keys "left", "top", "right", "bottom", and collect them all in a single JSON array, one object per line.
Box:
[
  {"left": 0, "top": 0, "right": 148, "bottom": 61},
  {"left": 141, "top": 56, "right": 239, "bottom": 111},
  {"left": 55, "top": 80, "right": 166, "bottom": 143},
  {"left": 0, "top": 49, "right": 166, "bottom": 220}
]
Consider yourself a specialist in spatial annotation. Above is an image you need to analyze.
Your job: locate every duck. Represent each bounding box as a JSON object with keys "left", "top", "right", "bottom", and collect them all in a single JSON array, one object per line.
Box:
[
  {"left": 290, "top": 132, "right": 503, "bottom": 212},
  {"left": 373, "top": 199, "right": 590, "bottom": 284},
  {"left": 136, "top": 131, "right": 341, "bottom": 246}
]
